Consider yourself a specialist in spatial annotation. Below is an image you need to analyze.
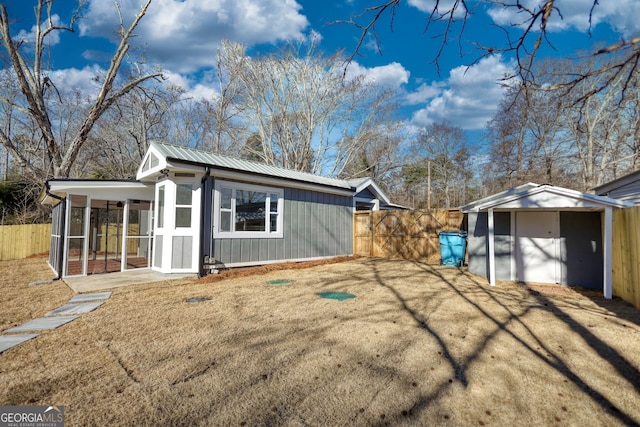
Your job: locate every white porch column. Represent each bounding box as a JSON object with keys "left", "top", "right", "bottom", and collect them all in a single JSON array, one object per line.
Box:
[
  {"left": 603, "top": 206, "right": 613, "bottom": 299},
  {"left": 82, "top": 196, "right": 91, "bottom": 276},
  {"left": 121, "top": 199, "right": 130, "bottom": 272},
  {"left": 488, "top": 208, "right": 496, "bottom": 286}
]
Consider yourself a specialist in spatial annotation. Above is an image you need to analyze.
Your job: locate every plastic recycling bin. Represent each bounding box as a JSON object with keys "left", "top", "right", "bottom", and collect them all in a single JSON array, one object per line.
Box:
[{"left": 438, "top": 230, "right": 467, "bottom": 267}]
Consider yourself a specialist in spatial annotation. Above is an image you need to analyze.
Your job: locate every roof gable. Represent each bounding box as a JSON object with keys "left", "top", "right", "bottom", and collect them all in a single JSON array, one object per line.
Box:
[
  {"left": 136, "top": 143, "right": 167, "bottom": 180},
  {"left": 462, "top": 183, "right": 630, "bottom": 212},
  {"left": 461, "top": 183, "right": 540, "bottom": 211},
  {"left": 349, "top": 177, "right": 391, "bottom": 205}
]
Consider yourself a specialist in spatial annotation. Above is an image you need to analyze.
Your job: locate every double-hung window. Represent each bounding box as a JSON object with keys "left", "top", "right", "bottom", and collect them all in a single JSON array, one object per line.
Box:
[
  {"left": 175, "top": 183, "right": 193, "bottom": 228},
  {"left": 214, "top": 180, "right": 283, "bottom": 238}
]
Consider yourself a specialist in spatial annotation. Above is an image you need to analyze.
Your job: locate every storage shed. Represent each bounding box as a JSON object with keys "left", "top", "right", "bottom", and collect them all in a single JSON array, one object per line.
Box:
[
  {"left": 40, "top": 141, "right": 399, "bottom": 278},
  {"left": 461, "top": 183, "right": 631, "bottom": 298}
]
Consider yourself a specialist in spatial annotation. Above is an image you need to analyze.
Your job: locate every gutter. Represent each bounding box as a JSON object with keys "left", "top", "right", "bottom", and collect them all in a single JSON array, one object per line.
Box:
[
  {"left": 44, "top": 180, "right": 66, "bottom": 280},
  {"left": 198, "top": 167, "right": 211, "bottom": 278}
]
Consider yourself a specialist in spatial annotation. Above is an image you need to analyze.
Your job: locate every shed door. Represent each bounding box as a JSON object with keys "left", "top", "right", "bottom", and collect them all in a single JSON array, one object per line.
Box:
[{"left": 515, "top": 211, "right": 560, "bottom": 284}]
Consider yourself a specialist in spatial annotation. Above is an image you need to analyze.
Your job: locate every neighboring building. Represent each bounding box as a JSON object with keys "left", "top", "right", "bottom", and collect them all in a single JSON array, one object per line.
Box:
[
  {"left": 461, "top": 183, "right": 631, "bottom": 299},
  {"left": 40, "top": 141, "right": 400, "bottom": 279},
  {"left": 348, "top": 177, "right": 409, "bottom": 211},
  {"left": 593, "top": 169, "right": 640, "bottom": 205}
]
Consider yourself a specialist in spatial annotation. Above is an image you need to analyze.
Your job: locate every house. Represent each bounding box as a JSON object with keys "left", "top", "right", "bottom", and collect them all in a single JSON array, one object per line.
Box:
[
  {"left": 593, "top": 169, "right": 640, "bottom": 205},
  {"left": 460, "top": 183, "right": 631, "bottom": 299},
  {"left": 40, "top": 141, "right": 399, "bottom": 279},
  {"left": 348, "top": 177, "right": 409, "bottom": 211}
]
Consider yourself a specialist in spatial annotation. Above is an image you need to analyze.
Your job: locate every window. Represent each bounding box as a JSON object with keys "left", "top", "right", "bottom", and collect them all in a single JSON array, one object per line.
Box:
[
  {"left": 175, "top": 183, "right": 192, "bottom": 228},
  {"left": 214, "top": 180, "right": 283, "bottom": 238},
  {"left": 157, "top": 186, "right": 165, "bottom": 228}
]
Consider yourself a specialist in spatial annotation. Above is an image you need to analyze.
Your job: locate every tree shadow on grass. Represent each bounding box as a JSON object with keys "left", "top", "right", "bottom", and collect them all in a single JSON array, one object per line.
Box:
[
  {"left": 350, "top": 258, "right": 640, "bottom": 426},
  {"left": 570, "top": 286, "right": 640, "bottom": 329}
]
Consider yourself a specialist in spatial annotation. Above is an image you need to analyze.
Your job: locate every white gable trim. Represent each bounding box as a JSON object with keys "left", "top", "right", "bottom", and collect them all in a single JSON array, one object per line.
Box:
[
  {"left": 469, "top": 184, "right": 630, "bottom": 212},
  {"left": 136, "top": 144, "right": 168, "bottom": 181},
  {"left": 352, "top": 177, "right": 392, "bottom": 205}
]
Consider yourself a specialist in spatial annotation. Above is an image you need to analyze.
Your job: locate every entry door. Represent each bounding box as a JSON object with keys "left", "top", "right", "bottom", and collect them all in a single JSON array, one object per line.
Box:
[{"left": 515, "top": 211, "right": 560, "bottom": 284}]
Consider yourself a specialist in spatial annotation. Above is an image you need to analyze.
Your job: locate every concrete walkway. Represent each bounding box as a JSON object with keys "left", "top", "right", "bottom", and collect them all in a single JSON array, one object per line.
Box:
[
  {"left": 1, "top": 270, "right": 195, "bottom": 354},
  {"left": 63, "top": 269, "right": 195, "bottom": 293},
  {"left": 0, "top": 291, "right": 112, "bottom": 354}
]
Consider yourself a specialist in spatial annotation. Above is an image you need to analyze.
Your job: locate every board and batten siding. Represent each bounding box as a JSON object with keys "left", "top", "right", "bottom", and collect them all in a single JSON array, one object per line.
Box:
[
  {"left": 212, "top": 187, "right": 353, "bottom": 266},
  {"left": 603, "top": 181, "right": 640, "bottom": 205},
  {"left": 467, "top": 211, "right": 512, "bottom": 280}
]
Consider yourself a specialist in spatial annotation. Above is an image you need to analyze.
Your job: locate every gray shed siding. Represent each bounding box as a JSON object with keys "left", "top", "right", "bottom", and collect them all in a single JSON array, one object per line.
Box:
[
  {"left": 559, "top": 212, "right": 603, "bottom": 289},
  {"left": 600, "top": 181, "right": 640, "bottom": 205},
  {"left": 211, "top": 187, "right": 353, "bottom": 266},
  {"left": 467, "top": 211, "right": 512, "bottom": 280}
]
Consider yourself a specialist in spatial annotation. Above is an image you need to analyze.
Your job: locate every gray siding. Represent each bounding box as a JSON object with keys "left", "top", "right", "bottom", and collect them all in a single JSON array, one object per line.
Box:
[
  {"left": 154, "top": 235, "right": 163, "bottom": 268},
  {"left": 559, "top": 212, "right": 603, "bottom": 289},
  {"left": 172, "top": 236, "right": 193, "bottom": 269},
  {"left": 606, "top": 182, "right": 640, "bottom": 205},
  {"left": 211, "top": 187, "right": 352, "bottom": 266},
  {"left": 467, "top": 211, "right": 512, "bottom": 280}
]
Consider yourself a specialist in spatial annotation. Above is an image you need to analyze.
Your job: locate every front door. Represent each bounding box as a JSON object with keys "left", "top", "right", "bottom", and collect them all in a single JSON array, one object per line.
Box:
[{"left": 515, "top": 211, "right": 560, "bottom": 284}]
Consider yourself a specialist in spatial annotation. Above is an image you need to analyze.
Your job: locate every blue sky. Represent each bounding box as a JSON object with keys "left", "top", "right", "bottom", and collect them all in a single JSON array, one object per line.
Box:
[{"left": 4, "top": 0, "right": 639, "bottom": 145}]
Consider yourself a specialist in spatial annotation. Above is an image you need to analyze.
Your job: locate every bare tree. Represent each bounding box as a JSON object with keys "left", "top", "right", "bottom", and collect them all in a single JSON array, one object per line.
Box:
[
  {"left": 210, "top": 40, "right": 249, "bottom": 154},
  {"left": 0, "top": 0, "right": 163, "bottom": 182},
  {"left": 218, "top": 39, "right": 401, "bottom": 176},
  {"left": 486, "top": 84, "right": 533, "bottom": 187},
  {"left": 563, "top": 57, "right": 630, "bottom": 189},
  {"left": 413, "top": 122, "right": 469, "bottom": 209},
  {"left": 339, "top": 121, "right": 406, "bottom": 182},
  {"left": 485, "top": 56, "right": 640, "bottom": 192},
  {"left": 341, "top": 1, "right": 640, "bottom": 101}
]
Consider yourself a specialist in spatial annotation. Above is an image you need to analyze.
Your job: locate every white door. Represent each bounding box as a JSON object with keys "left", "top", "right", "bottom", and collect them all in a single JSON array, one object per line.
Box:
[{"left": 515, "top": 211, "right": 560, "bottom": 284}]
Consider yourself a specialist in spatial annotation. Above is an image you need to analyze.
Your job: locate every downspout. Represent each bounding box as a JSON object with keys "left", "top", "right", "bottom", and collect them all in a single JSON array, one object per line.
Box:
[
  {"left": 198, "top": 167, "right": 211, "bottom": 278},
  {"left": 45, "top": 180, "right": 66, "bottom": 281}
]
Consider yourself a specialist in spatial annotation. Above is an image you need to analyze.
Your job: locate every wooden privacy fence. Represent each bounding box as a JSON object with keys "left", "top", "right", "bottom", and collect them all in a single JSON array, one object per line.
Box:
[
  {"left": 612, "top": 207, "right": 640, "bottom": 308},
  {"left": 0, "top": 223, "right": 51, "bottom": 261},
  {"left": 354, "top": 209, "right": 465, "bottom": 261}
]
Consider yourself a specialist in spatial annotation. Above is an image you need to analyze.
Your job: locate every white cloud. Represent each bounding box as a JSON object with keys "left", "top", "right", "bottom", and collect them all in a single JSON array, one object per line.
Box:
[
  {"left": 405, "top": 82, "right": 444, "bottom": 105},
  {"left": 408, "top": 0, "right": 467, "bottom": 18},
  {"left": 409, "top": 55, "right": 514, "bottom": 130},
  {"left": 345, "top": 61, "right": 410, "bottom": 88},
  {"left": 487, "top": 0, "right": 640, "bottom": 36},
  {"left": 48, "top": 65, "right": 105, "bottom": 97},
  {"left": 162, "top": 70, "right": 219, "bottom": 100},
  {"left": 15, "top": 14, "right": 63, "bottom": 47},
  {"left": 79, "top": 0, "right": 310, "bottom": 73}
]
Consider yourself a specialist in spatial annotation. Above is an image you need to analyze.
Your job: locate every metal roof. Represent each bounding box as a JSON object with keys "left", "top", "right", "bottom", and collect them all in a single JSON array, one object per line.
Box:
[{"left": 152, "top": 141, "right": 352, "bottom": 190}]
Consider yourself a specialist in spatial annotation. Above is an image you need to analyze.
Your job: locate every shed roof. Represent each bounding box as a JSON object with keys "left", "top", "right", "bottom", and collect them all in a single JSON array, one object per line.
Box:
[{"left": 461, "top": 183, "right": 630, "bottom": 212}]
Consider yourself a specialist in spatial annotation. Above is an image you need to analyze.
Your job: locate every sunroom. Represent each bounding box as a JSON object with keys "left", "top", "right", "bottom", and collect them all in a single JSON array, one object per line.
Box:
[{"left": 40, "top": 180, "right": 155, "bottom": 278}]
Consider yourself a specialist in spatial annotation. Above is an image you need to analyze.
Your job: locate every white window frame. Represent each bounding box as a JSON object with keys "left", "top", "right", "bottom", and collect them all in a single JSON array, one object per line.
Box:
[
  {"left": 156, "top": 183, "right": 166, "bottom": 230},
  {"left": 213, "top": 180, "right": 284, "bottom": 239},
  {"left": 174, "top": 182, "right": 194, "bottom": 229}
]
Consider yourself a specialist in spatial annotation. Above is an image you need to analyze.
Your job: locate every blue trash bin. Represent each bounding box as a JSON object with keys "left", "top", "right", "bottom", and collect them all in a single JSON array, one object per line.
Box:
[{"left": 438, "top": 231, "right": 467, "bottom": 267}]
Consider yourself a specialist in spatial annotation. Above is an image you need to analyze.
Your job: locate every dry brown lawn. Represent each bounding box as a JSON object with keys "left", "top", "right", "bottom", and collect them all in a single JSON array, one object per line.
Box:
[
  {"left": 0, "top": 257, "right": 73, "bottom": 331},
  {"left": 1, "top": 257, "right": 639, "bottom": 426}
]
